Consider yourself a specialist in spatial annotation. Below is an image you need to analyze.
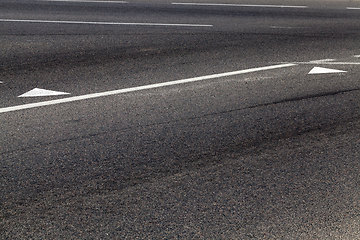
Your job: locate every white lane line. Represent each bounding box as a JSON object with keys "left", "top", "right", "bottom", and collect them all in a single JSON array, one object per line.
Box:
[
  {"left": 270, "top": 26, "right": 294, "bottom": 29},
  {"left": 172, "top": 3, "right": 308, "bottom": 8},
  {"left": 0, "top": 19, "right": 213, "bottom": 28},
  {"left": 0, "top": 63, "right": 296, "bottom": 114},
  {"left": 309, "top": 59, "right": 336, "bottom": 63},
  {"left": 295, "top": 62, "right": 360, "bottom": 65},
  {"left": 347, "top": 7, "right": 360, "bottom": 10},
  {"left": 319, "top": 62, "right": 360, "bottom": 65},
  {"left": 38, "top": 0, "right": 128, "bottom": 3},
  {"left": 270, "top": 26, "right": 308, "bottom": 29}
]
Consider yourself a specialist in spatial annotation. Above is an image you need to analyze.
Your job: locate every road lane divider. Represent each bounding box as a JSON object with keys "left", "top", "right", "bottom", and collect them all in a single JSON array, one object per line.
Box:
[
  {"left": 38, "top": 0, "right": 128, "bottom": 3},
  {"left": 0, "top": 63, "right": 296, "bottom": 114},
  {"left": 0, "top": 19, "right": 213, "bottom": 28},
  {"left": 292, "top": 62, "right": 360, "bottom": 65},
  {"left": 172, "top": 3, "right": 308, "bottom": 8}
]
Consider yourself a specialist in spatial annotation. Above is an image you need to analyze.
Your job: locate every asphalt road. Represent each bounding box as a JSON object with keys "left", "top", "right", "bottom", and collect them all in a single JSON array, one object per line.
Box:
[{"left": 2, "top": 0, "right": 360, "bottom": 239}]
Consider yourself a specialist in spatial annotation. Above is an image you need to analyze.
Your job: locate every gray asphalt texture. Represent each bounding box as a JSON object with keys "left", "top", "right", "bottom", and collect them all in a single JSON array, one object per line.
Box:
[{"left": 1, "top": 0, "right": 360, "bottom": 239}]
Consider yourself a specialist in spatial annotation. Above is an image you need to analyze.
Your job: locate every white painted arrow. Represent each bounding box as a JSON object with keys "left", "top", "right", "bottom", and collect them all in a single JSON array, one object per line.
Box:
[
  {"left": 18, "top": 88, "right": 70, "bottom": 97},
  {"left": 308, "top": 67, "right": 347, "bottom": 75}
]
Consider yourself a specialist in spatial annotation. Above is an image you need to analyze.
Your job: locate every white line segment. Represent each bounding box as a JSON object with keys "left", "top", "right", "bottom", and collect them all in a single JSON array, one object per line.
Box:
[
  {"left": 270, "top": 26, "right": 294, "bottom": 29},
  {"left": 270, "top": 26, "right": 308, "bottom": 29},
  {"left": 0, "top": 63, "right": 296, "bottom": 114},
  {"left": 295, "top": 62, "right": 360, "bottom": 65},
  {"left": 0, "top": 19, "right": 213, "bottom": 28},
  {"left": 172, "top": 3, "right": 308, "bottom": 8},
  {"left": 38, "top": 0, "right": 128, "bottom": 3},
  {"left": 309, "top": 59, "right": 336, "bottom": 63},
  {"left": 347, "top": 7, "right": 360, "bottom": 10}
]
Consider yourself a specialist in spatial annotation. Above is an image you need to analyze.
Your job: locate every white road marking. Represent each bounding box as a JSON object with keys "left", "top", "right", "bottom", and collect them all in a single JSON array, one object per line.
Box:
[
  {"left": 354, "top": 55, "right": 360, "bottom": 58},
  {"left": 295, "top": 62, "right": 360, "bottom": 65},
  {"left": 0, "top": 63, "right": 296, "bottom": 114},
  {"left": 347, "top": 7, "right": 360, "bottom": 10},
  {"left": 0, "top": 19, "right": 213, "bottom": 28},
  {"left": 172, "top": 3, "right": 308, "bottom": 8},
  {"left": 38, "top": 0, "right": 128, "bottom": 3},
  {"left": 318, "top": 62, "right": 360, "bottom": 65},
  {"left": 308, "top": 67, "right": 347, "bottom": 75},
  {"left": 18, "top": 88, "right": 70, "bottom": 98},
  {"left": 270, "top": 26, "right": 309, "bottom": 29},
  {"left": 309, "top": 59, "right": 336, "bottom": 63},
  {"left": 270, "top": 26, "right": 295, "bottom": 29}
]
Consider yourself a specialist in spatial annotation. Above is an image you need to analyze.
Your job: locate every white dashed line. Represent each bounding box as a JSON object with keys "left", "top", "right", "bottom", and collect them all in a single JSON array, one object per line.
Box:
[
  {"left": 347, "top": 7, "right": 360, "bottom": 10},
  {"left": 0, "top": 63, "right": 296, "bottom": 114},
  {"left": 172, "top": 3, "right": 308, "bottom": 8},
  {"left": 309, "top": 59, "right": 336, "bottom": 63},
  {"left": 38, "top": 0, "right": 128, "bottom": 3},
  {"left": 270, "top": 26, "right": 295, "bottom": 29},
  {"left": 0, "top": 19, "right": 213, "bottom": 28}
]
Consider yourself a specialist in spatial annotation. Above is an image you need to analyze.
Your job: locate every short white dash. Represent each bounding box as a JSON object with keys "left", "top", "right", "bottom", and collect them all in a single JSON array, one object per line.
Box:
[
  {"left": 38, "top": 0, "right": 128, "bottom": 3},
  {"left": 270, "top": 26, "right": 294, "bottom": 29},
  {"left": 270, "top": 26, "right": 308, "bottom": 29},
  {"left": 347, "top": 7, "right": 360, "bottom": 10},
  {"left": 233, "top": 4, "right": 308, "bottom": 8},
  {"left": 172, "top": 3, "right": 308, "bottom": 8},
  {"left": 354, "top": 55, "right": 360, "bottom": 58},
  {"left": 0, "top": 63, "right": 296, "bottom": 114},
  {"left": 309, "top": 59, "right": 336, "bottom": 63},
  {"left": 0, "top": 19, "right": 213, "bottom": 28}
]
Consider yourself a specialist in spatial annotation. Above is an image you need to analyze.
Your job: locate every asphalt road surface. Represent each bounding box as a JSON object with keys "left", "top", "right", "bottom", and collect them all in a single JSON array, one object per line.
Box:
[{"left": 2, "top": 0, "right": 360, "bottom": 239}]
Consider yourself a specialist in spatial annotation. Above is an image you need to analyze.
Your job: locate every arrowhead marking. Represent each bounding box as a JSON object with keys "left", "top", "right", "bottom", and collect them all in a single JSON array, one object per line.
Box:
[
  {"left": 18, "top": 88, "right": 70, "bottom": 97},
  {"left": 308, "top": 67, "right": 347, "bottom": 75}
]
